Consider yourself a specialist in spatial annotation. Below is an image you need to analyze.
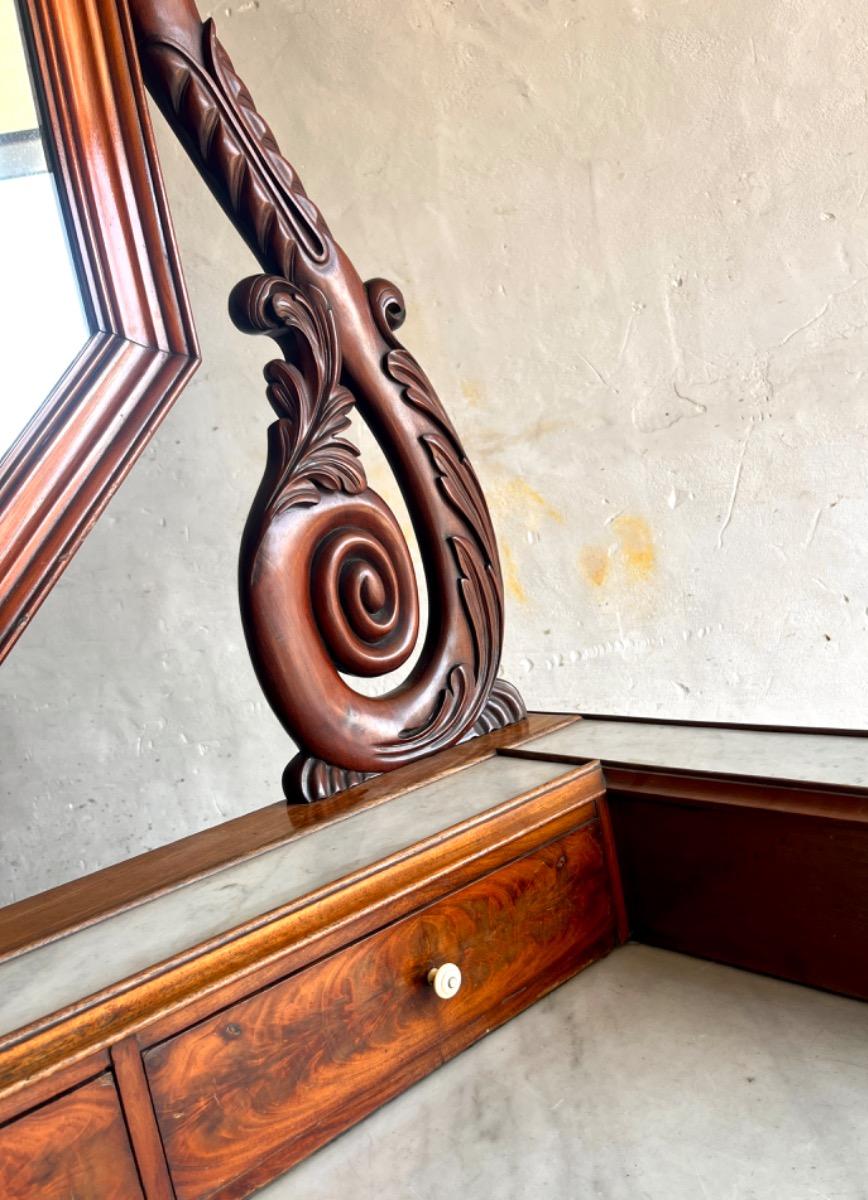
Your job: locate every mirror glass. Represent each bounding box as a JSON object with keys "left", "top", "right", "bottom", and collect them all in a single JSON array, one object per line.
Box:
[{"left": 0, "top": 0, "right": 89, "bottom": 459}]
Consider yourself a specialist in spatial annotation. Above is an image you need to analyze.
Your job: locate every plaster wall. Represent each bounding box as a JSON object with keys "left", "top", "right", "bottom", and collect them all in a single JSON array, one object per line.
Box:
[{"left": 3, "top": 0, "right": 868, "bottom": 901}]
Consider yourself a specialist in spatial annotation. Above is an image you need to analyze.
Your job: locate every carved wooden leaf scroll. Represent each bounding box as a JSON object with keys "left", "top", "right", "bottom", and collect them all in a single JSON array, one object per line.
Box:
[{"left": 130, "top": 0, "right": 526, "bottom": 800}]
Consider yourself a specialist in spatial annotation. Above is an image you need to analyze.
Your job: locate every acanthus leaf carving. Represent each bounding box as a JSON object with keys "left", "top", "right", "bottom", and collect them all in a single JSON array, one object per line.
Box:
[
  {"left": 142, "top": 19, "right": 330, "bottom": 282},
  {"left": 230, "top": 276, "right": 366, "bottom": 517}
]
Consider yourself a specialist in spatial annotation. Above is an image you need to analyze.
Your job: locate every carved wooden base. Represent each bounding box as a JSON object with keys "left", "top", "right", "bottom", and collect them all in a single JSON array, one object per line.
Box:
[
  {"left": 283, "top": 754, "right": 376, "bottom": 804},
  {"left": 285, "top": 677, "right": 528, "bottom": 802},
  {"left": 470, "top": 678, "right": 528, "bottom": 737}
]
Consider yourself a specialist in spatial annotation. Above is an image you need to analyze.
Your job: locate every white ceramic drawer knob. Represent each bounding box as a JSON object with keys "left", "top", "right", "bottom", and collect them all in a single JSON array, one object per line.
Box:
[{"left": 427, "top": 962, "right": 462, "bottom": 999}]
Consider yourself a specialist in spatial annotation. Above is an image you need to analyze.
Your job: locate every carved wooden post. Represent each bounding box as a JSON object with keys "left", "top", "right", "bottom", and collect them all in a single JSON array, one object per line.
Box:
[{"left": 130, "top": 0, "right": 526, "bottom": 800}]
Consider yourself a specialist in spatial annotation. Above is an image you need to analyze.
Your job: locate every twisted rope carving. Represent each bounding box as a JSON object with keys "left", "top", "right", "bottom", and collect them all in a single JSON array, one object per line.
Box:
[{"left": 132, "top": 0, "right": 526, "bottom": 798}]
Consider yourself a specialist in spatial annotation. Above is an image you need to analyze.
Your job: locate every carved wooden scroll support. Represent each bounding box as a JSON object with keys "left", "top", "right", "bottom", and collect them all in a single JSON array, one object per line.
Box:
[{"left": 130, "top": 0, "right": 526, "bottom": 800}]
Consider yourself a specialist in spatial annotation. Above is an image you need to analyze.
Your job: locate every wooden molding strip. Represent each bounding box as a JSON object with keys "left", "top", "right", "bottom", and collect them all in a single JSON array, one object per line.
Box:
[
  {"left": 500, "top": 746, "right": 868, "bottom": 814},
  {"left": 602, "top": 765, "right": 868, "bottom": 821},
  {"left": 572, "top": 710, "right": 868, "bottom": 738},
  {"left": 110, "top": 1039, "right": 174, "bottom": 1200},
  {"left": 0, "top": 1050, "right": 109, "bottom": 1128}
]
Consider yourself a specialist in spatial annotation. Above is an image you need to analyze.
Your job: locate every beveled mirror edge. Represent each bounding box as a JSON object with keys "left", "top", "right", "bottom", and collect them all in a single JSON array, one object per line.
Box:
[{"left": 0, "top": 0, "right": 200, "bottom": 663}]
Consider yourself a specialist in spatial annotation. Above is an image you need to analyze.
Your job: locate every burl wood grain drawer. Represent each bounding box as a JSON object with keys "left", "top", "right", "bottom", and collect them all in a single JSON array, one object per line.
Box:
[
  {"left": 145, "top": 817, "right": 616, "bottom": 1199},
  {"left": 0, "top": 1074, "right": 143, "bottom": 1199}
]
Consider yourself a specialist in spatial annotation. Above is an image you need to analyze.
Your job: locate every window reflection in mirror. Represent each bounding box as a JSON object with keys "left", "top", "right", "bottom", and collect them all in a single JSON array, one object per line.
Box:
[{"left": 0, "top": 0, "right": 89, "bottom": 459}]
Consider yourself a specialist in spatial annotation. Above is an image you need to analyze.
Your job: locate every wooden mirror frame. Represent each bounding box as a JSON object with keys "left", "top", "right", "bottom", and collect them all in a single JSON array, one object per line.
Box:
[{"left": 0, "top": 0, "right": 199, "bottom": 662}]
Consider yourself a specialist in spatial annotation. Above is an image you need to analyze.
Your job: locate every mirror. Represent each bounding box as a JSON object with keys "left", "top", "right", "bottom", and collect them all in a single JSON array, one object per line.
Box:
[
  {"left": 0, "top": 0, "right": 199, "bottom": 662},
  {"left": 0, "top": 0, "right": 89, "bottom": 458}
]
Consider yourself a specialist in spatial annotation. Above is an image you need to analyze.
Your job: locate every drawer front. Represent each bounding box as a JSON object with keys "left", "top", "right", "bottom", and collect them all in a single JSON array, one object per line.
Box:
[
  {"left": 146, "top": 820, "right": 616, "bottom": 1199},
  {"left": 0, "top": 1074, "right": 144, "bottom": 1199}
]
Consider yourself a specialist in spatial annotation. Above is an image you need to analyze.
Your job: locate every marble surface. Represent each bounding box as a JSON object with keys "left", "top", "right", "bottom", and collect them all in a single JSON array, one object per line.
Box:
[
  {"left": 522, "top": 719, "right": 868, "bottom": 787},
  {"left": 258, "top": 944, "right": 868, "bottom": 1200},
  {"left": 0, "top": 755, "right": 571, "bottom": 1039}
]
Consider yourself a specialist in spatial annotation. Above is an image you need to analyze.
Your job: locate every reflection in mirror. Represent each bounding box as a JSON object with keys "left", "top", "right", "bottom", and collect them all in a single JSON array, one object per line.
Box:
[{"left": 0, "top": 0, "right": 89, "bottom": 458}]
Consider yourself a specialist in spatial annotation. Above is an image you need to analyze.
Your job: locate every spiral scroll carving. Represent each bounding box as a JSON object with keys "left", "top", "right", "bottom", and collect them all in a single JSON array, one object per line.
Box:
[{"left": 131, "top": 0, "right": 527, "bottom": 799}]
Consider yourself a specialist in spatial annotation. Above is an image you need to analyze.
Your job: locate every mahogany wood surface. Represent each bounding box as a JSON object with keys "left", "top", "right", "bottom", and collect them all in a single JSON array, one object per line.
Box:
[
  {"left": 0, "top": 1074, "right": 144, "bottom": 1199},
  {"left": 129, "top": 0, "right": 526, "bottom": 796},
  {"left": 0, "top": 746, "right": 617, "bottom": 1199},
  {"left": 503, "top": 746, "right": 868, "bottom": 814},
  {"left": 0, "top": 755, "right": 602, "bottom": 1110},
  {"left": 133, "top": 768, "right": 604, "bottom": 1052},
  {"left": 0, "top": 712, "right": 576, "bottom": 963},
  {"left": 596, "top": 784, "right": 629, "bottom": 944},
  {"left": 0, "top": 0, "right": 198, "bottom": 661},
  {"left": 111, "top": 1039, "right": 174, "bottom": 1200},
  {"left": 145, "top": 822, "right": 616, "bottom": 1200},
  {"left": 602, "top": 765, "right": 868, "bottom": 819},
  {"left": 603, "top": 767, "right": 868, "bottom": 1000},
  {"left": 0, "top": 1049, "right": 108, "bottom": 1127},
  {"left": 502, "top": 739, "right": 867, "bottom": 997}
]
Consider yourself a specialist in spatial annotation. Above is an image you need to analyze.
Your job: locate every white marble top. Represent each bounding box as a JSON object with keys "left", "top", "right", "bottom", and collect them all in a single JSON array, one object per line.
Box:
[
  {"left": 0, "top": 754, "right": 573, "bottom": 1040},
  {"left": 521, "top": 719, "right": 868, "bottom": 787},
  {"left": 257, "top": 945, "right": 868, "bottom": 1200}
]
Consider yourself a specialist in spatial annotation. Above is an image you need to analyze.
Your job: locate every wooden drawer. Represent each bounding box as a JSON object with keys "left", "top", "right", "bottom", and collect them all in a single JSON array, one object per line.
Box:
[
  {"left": 145, "top": 817, "right": 616, "bottom": 1199},
  {"left": 0, "top": 1074, "right": 144, "bottom": 1199}
]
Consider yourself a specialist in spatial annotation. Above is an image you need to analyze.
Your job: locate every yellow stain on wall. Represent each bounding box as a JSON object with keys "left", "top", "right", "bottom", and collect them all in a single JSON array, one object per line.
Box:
[
  {"left": 579, "top": 544, "right": 610, "bottom": 588},
  {"left": 461, "top": 380, "right": 484, "bottom": 406},
  {"left": 501, "top": 542, "right": 528, "bottom": 604},
  {"left": 578, "top": 514, "right": 656, "bottom": 592},
  {"left": 491, "top": 475, "right": 566, "bottom": 528},
  {"left": 612, "top": 514, "right": 655, "bottom": 580}
]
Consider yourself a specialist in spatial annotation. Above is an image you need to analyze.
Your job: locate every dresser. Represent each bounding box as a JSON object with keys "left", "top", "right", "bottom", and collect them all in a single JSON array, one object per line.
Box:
[{"left": 0, "top": 715, "right": 626, "bottom": 1199}]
